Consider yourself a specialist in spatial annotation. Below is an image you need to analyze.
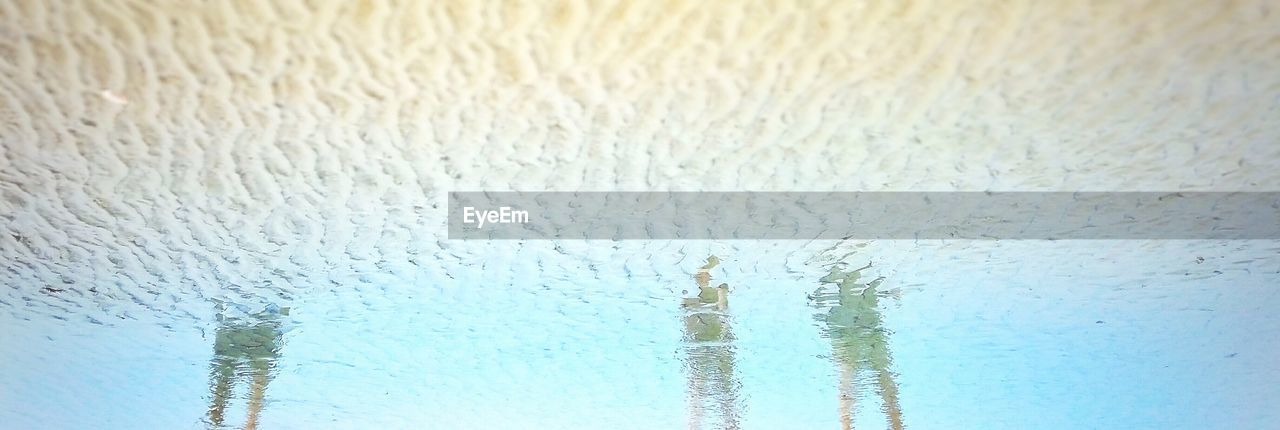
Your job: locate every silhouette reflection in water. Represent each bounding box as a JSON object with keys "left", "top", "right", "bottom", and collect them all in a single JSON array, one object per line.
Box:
[
  {"left": 810, "top": 263, "right": 903, "bottom": 430},
  {"left": 680, "top": 256, "right": 742, "bottom": 430},
  {"left": 206, "top": 306, "right": 288, "bottom": 430}
]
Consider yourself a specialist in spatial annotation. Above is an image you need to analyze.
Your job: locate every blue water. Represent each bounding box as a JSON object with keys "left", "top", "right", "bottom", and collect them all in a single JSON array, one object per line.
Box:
[{"left": 2, "top": 240, "right": 1278, "bottom": 429}]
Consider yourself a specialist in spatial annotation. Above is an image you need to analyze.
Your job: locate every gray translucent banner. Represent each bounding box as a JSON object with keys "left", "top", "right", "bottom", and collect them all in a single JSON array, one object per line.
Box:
[{"left": 447, "top": 192, "right": 1279, "bottom": 240}]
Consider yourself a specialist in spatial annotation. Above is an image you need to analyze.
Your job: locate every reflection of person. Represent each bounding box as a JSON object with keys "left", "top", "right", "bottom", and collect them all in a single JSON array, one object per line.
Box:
[
  {"left": 206, "top": 307, "right": 288, "bottom": 430},
  {"left": 810, "top": 263, "right": 903, "bottom": 430},
  {"left": 681, "top": 256, "right": 740, "bottom": 430}
]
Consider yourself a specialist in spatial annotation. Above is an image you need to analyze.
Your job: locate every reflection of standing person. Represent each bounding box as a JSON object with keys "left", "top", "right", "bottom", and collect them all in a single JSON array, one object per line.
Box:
[
  {"left": 681, "top": 256, "right": 741, "bottom": 430},
  {"left": 810, "top": 263, "right": 903, "bottom": 430},
  {"left": 206, "top": 307, "right": 288, "bottom": 430}
]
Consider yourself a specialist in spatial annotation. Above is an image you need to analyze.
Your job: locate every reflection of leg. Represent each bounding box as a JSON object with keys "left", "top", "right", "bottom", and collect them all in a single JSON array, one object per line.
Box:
[
  {"left": 838, "top": 362, "right": 856, "bottom": 430},
  {"left": 716, "top": 350, "right": 739, "bottom": 430},
  {"left": 877, "top": 369, "right": 904, "bottom": 430},
  {"left": 207, "top": 357, "right": 236, "bottom": 427},
  {"left": 687, "top": 368, "right": 704, "bottom": 430},
  {"left": 245, "top": 359, "right": 271, "bottom": 430}
]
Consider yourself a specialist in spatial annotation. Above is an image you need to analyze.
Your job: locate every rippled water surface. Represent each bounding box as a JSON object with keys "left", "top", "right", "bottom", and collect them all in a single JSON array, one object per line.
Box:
[
  {"left": 3, "top": 240, "right": 1277, "bottom": 429},
  {"left": 3, "top": 0, "right": 1279, "bottom": 428}
]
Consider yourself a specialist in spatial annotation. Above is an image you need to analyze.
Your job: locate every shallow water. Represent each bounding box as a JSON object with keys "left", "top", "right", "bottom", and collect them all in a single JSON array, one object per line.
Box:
[
  {"left": 3, "top": 0, "right": 1279, "bottom": 428},
  {"left": 3, "top": 240, "right": 1277, "bottom": 429}
]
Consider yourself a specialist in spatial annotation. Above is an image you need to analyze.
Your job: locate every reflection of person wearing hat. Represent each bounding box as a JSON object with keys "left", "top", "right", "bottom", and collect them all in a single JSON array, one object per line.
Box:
[
  {"left": 681, "top": 256, "right": 740, "bottom": 429},
  {"left": 206, "top": 307, "right": 288, "bottom": 430},
  {"left": 811, "top": 263, "right": 903, "bottom": 430}
]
